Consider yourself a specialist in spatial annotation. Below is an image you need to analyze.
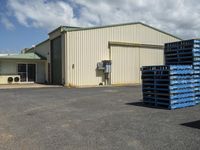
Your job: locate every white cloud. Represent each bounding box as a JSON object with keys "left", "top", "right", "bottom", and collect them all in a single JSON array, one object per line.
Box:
[
  {"left": 6, "top": 0, "right": 200, "bottom": 39},
  {"left": 75, "top": 0, "right": 200, "bottom": 39},
  {"left": 7, "top": 0, "right": 78, "bottom": 30},
  {"left": 0, "top": 15, "right": 15, "bottom": 30}
]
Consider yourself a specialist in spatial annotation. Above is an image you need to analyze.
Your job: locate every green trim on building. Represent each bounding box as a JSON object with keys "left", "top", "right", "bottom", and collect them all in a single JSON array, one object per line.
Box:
[
  {"left": 0, "top": 53, "right": 46, "bottom": 60},
  {"left": 48, "top": 26, "right": 81, "bottom": 35},
  {"left": 24, "top": 47, "right": 34, "bottom": 53},
  {"left": 35, "top": 39, "right": 49, "bottom": 47},
  {"left": 24, "top": 39, "right": 49, "bottom": 53},
  {"left": 25, "top": 22, "right": 181, "bottom": 55}
]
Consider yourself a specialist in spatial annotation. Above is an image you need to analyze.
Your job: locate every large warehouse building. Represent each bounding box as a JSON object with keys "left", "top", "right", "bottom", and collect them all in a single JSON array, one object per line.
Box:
[{"left": 0, "top": 22, "right": 180, "bottom": 87}]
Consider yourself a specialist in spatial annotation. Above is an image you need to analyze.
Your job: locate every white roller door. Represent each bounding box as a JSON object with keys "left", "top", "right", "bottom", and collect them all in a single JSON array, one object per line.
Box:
[
  {"left": 110, "top": 46, "right": 163, "bottom": 85},
  {"left": 111, "top": 46, "right": 140, "bottom": 85}
]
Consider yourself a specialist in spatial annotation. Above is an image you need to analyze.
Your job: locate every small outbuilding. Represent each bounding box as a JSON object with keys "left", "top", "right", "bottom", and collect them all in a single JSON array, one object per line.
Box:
[{"left": 0, "top": 53, "right": 46, "bottom": 84}]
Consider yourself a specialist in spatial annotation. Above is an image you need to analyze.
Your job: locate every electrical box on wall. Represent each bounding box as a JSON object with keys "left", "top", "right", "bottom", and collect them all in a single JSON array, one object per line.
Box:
[
  {"left": 97, "top": 60, "right": 112, "bottom": 72},
  {"left": 97, "top": 60, "right": 112, "bottom": 85},
  {"left": 97, "top": 62, "right": 104, "bottom": 70},
  {"left": 102, "top": 60, "right": 111, "bottom": 73}
]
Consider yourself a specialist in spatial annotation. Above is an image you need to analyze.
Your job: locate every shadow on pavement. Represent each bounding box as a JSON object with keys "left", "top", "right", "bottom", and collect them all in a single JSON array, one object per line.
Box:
[
  {"left": 125, "top": 101, "right": 168, "bottom": 110},
  {"left": 181, "top": 120, "right": 200, "bottom": 129}
]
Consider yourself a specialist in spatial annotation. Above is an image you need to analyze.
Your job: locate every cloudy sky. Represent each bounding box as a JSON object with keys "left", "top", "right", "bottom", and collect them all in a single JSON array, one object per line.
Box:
[{"left": 0, "top": 0, "right": 200, "bottom": 53}]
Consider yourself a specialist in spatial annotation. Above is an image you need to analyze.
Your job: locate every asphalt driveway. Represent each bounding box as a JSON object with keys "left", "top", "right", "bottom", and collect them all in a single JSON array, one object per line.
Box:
[{"left": 0, "top": 86, "right": 199, "bottom": 150}]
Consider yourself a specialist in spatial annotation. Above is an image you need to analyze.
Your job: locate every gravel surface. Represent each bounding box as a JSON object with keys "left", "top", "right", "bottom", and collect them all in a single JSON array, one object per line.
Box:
[{"left": 0, "top": 86, "right": 199, "bottom": 150}]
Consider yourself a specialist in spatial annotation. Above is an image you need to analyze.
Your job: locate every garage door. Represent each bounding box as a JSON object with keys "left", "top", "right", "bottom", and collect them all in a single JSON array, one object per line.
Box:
[
  {"left": 110, "top": 46, "right": 164, "bottom": 85},
  {"left": 51, "top": 36, "right": 62, "bottom": 85},
  {"left": 111, "top": 46, "right": 140, "bottom": 85}
]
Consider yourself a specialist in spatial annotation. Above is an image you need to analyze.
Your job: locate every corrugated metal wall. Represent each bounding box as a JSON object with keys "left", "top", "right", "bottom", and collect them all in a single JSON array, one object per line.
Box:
[
  {"left": 0, "top": 61, "right": 17, "bottom": 75},
  {"left": 49, "top": 31, "right": 65, "bottom": 85},
  {"left": 51, "top": 36, "right": 62, "bottom": 85},
  {"left": 36, "top": 61, "right": 46, "bottom": 83},
  {"left": 139, "top": 47, "right": 164, "bottom": 83},
  {"left": 65, "top": 24, "right": 178, "bottom": 87},
  {"left": 31, "top": 40, "right": 50, "bottom": 82},
  {"left": 111, "top": 46, "right": 164, "bottom": 84},
  {"left": 111, "top": 46, "right": 140, "bottom": 84},
  {"left": 34, "top": 40, "right": 50, "bottom": 59}
]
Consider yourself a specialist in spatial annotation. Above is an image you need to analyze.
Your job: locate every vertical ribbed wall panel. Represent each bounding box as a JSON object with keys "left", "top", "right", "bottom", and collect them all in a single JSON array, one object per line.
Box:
[
  {"left": 66, "top": 24, "right": 178, "bottom": 87},
  {"left": 111, "top": 46, "right": 140, "bottom": 84},
  {"left": 139, "top": 48, "right": 164, "bottom": 83}
]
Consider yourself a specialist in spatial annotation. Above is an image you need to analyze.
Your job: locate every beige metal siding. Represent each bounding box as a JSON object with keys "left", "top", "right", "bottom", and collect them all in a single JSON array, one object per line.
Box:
[
  {"left": 66, "top": 24, "right": 179, "bottom": 87},
  {"left": 110, "top": 46, "right": 163, "bottom": 85},
  {"left": 32, "top": 40, "right": 50, "bottom": 82},
  {"left": 139, "top": 48, "right": 164, "bottom": 83},
  {"left": 36, "top": 61, "right": 46, "bottom": 83},
  {"left": 139, "top": 48, "right": 164, "bottom": 66},
  {"left": 34, "top": 40, "right": 50, "bottom": 60},
  {"left": 64, "top": 32, "right": 68, "bottom": 85},
  {"left": 111, "top": 46, "right": 140, "bottom": 84},
  {"left": 49, "top": 29, "right": 62, "bottom": 40},
  {"left": 0, "top": 61, "right": 17, "bottom": 75}
]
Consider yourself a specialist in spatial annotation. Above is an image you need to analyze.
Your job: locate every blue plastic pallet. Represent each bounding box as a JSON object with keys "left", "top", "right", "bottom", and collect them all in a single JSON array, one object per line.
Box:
[
  {"left": 142, "top": 88, "right": 194, "bottom": 93},
  {"left": 169, "top": 101, "right": 196, "bottom": 109},
  {"left": 170, "top": 80, "right": 194, "bottom": 84},
  {"left": 143, "top": 99, "right": 196, "bottom": 109},
  {"left": 141, "top": 65, "right": 193, "bottom": 71},
  {"left": 170, "top": 93, "right": 195, "bottom": 99},
  {"left": 165, "top": 55, "right": 194, "bottom": 61},
  {"left": 141, "top": 63, "right": 197, "bottom": 109},
  {"left": 170, "top": 76, "right": 194, "bottom": 80},
  {"left": 193, "top": 62, "right": 200, "bottom": 65},
  {"left": 165, "top": 52, "right": 193, "bottom": 56},
  {"left": 196, "top": 101, "right": 200, "bottom": 104},
  {"left": 143, "top": 82, "right": 194, "bottom": 86},
  {"left": 170, "top": 97, "right": 195, "bottom": 104},
  {"left": 169, "top": 84, "right": 194, "bottom": 89}
]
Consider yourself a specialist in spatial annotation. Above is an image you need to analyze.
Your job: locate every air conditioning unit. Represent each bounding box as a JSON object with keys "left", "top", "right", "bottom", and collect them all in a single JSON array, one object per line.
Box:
[
  {"left": 0, "top": 75, "right": 21, "bottom": 84},
  {"left": 7, "top": 77, "right": 13, "bottom": 83},
  {"left": 10, "top": 75, "right": 20, "bottom": 84},
  {"left": 13, "top": 76, "right": 20, "bottom": 83}
]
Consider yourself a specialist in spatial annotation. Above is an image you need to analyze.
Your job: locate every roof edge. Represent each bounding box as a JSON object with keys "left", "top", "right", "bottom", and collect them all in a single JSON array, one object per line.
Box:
[
  {"left": 24, "top": 39, "right": 49, "bottom": 53},
  {"left": 35, "top": 39, "right": 49, "bottom": 47},
  {"left": 48, "top": 26, "right": 81, "bottom": 35},
  {"left": 0, "top": 52, "right": 46, "bottom": 60},
  {"left": 139, "top": 22, "right": 182, "bottom": 40},
  {"left": 48, "top": 26, "right": 62, "bottom": 35},
  {"left": 62, "top": 22, "right": 181, "bottom": 40},
  {"left": 64, "top": 22, "right": 142, "bottom": 32}
]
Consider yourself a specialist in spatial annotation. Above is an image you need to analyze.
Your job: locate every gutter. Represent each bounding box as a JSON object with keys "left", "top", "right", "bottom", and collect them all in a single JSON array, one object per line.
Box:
[{"left": 108, "top": 41, "right": 164, "bottom": 49}]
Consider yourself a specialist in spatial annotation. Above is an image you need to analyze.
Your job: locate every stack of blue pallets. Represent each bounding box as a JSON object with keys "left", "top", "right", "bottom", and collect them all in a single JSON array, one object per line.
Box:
[
  {"left": 141, "top": 65, "right": 196, "bottom": 109},
  {"left": 165, "top": 39, "right": 200, "bottom": 104}
]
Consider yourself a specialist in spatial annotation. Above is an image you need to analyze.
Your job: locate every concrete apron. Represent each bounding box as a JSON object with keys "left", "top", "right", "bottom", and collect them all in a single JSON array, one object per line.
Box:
[{"left": 0, "top": 83, "right": 62, "bottom": 89}]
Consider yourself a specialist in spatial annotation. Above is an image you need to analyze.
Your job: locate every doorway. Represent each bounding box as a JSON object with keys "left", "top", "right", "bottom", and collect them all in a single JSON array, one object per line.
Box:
[
  {"left": 18, "top": 64, "right": 36, "bottom": 82},
  {"left": 51, "top": 36, "right": 62, "bottom": 85}
]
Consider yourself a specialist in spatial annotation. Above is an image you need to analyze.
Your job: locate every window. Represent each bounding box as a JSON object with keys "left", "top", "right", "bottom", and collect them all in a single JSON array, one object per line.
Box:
[
  {"left": 18, "top": 64, "right": 36, "bottom": 82},
  {"left": 18, "top": 64, "right": 27, "bottom": 82}
]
